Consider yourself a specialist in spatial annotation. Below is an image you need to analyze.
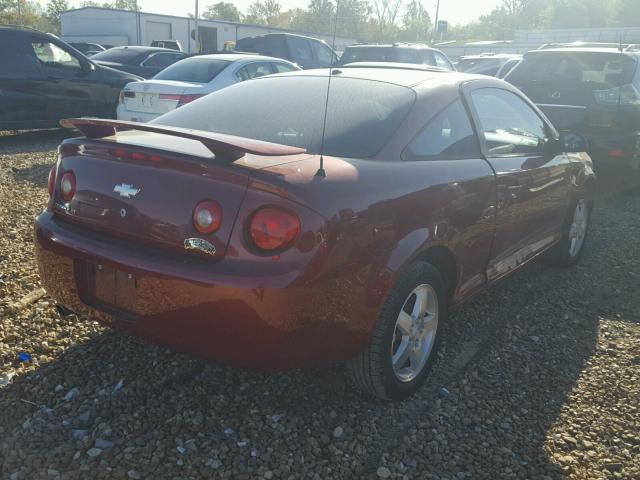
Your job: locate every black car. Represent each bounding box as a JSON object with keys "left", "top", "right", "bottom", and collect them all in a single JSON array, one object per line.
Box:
[
  {"left": 338, "top": 43, "right": 455, "bottom": 71},
  {"left": 235, "top": 33, "right": 338, "bottom": 69},
  {"left": 0, "top": 26, "right": 142, "bottom": 130},
  {"left": 505, "top": 47, "right": 640, "bottom": 170},
  {"left": 68, "top": 42, "right": 106, "bottom": 56},
  {"left": 91, "top": 46, "right": 188, "bottom": 78}
]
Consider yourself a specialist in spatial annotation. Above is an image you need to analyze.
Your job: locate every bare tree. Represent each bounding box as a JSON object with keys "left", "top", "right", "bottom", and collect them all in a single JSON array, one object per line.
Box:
[{"left": 372, "top": 0, "right": 403, "bottom": 39}]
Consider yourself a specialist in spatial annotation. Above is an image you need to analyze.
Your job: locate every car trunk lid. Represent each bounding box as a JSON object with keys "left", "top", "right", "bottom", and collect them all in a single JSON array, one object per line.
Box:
[
  {"left": 53, "top": 119, "right": 306, "bottom": 260},
  {"left": 121, "top": 80, "right": 208, "bottom": 115}
]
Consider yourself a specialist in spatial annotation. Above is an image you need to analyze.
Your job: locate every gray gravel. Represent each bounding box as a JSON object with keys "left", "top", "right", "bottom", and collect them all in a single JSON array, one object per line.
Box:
[{"left": 1, "top": 129, "right": 639, "bottom": 479}]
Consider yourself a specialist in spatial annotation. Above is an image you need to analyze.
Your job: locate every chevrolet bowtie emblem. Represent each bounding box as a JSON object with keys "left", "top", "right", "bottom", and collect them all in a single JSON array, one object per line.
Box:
[{"left": 113, "top": 183, "right": 141, "bottom": 199}]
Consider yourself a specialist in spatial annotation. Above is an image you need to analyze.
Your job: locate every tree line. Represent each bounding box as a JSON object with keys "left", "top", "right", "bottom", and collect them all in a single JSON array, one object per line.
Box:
[{"left": 1, "top": 0, "right": 639, "bottom": 42}]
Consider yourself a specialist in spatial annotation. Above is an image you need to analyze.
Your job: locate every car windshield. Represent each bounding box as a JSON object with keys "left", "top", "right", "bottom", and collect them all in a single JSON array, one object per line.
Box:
[
  {"left": 152, "top": 75, "right": 415, "bottom": 158},
  {"left": 153, "top": 58, "right": 231, "bottom": 83},
  {"left": 91, "top": 48, "right": 145, "bottom": 64},
  {"left": 340, "top": 47, "right": 423, "bottom": 64},
  {"left": 507, "top": 51, "right": 637, "bottom": 88}
]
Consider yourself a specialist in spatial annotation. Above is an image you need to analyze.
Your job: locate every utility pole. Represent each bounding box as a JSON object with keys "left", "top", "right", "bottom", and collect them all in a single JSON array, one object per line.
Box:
[
  {"left": 432, "top": 0, "right": 440, "bottom": 44},
  {"left": 194, "top": 0, "right": 199, "bottom": 53},
  {"left": 17, "top": 0, "right": 22, "bottom": 25}
]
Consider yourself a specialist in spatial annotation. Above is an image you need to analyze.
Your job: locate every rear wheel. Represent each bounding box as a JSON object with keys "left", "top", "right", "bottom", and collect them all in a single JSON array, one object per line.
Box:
[
  {"left": 347, "top": 262, "right": 447, "bottom": 400},
  {"left": 547, "top": 196, "right": 591, "bottom": 266}
]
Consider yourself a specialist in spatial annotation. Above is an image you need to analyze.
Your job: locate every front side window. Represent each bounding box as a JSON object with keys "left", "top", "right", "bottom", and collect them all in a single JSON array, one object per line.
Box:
[
  {"left": 470, "top": 88, "right": 548, "bottom": 156},
  {"left": 314, "top": 42, "right": 335, "bottom": 66},
  {"left": 433, "top": 52, "right": 452, "bottom": 70},
  {"left": 272, "top": 62, "right": 296, "bottom": 73},
  {"left": 31, "top": 40, "right": 80, "bottom": 69},
  {"left": 404, "top": 99, "right": 479, "bottom": 161}
]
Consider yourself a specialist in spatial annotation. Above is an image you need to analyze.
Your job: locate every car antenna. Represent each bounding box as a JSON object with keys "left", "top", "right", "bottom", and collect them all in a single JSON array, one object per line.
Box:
[{"left": 315, "top": 2, "right": 340, "bottom": 178}]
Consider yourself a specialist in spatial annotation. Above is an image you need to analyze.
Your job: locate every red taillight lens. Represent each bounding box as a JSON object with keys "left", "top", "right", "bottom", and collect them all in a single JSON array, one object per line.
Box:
[
  {"left": 177, "top": 94, "right": 204, "bottom": 107},
  {"left": 47, "top": 166, "right": 56, "bottom": 197},
  {"left": 249, "top": 207, "right": 301, "bottom": 251},
  {"left": 60, "top": 171, "right": 76, "bottom": 202},
  {"left": 192, "top": 200, "right": 223, "bottom": 234}
]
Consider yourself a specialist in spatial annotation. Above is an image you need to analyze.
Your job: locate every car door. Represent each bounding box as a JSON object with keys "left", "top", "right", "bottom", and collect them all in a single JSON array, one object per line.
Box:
[
  {"left": 466, "top": 85, "right": 573, "bottom": 282},
  {"left": 29, "top": 35, "right": 98, "bottom": 121},
  {"left": 401, "top": 98, "right": 496, "bottom": 300},
  {"left": 0, "top": 30, "right": 49, "bottom": 128}
]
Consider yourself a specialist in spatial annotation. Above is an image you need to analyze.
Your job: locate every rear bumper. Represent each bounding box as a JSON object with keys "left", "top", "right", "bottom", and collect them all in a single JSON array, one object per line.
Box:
[
  {"left": 34, "top": 212, "right": 378, "bottom": 369},
  {"left": 116, "top": 105, "right": 162, "bottom": 123}
]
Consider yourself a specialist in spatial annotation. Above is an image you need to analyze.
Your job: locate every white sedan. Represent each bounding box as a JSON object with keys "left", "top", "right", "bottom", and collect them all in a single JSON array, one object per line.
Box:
[{"left": 116, "top": 54, "right": 300, "bottom": 122}]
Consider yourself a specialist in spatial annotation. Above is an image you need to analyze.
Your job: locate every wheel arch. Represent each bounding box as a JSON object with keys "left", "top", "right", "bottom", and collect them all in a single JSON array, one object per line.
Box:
[{"left": 414, "top": 245, "right": 458, "bottom": 301}]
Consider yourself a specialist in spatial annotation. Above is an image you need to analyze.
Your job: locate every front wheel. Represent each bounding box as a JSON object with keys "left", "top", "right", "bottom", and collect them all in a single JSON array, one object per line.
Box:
[
  {"left": 547, "top": 197, "right": 592, "bottom": 266},
  {"left": 347, "top": 262, "right": 448, "bottom": 401}
]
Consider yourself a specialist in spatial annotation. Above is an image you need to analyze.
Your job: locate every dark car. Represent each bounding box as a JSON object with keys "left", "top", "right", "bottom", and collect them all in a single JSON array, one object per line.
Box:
[
  {"left": 0, "top": 26, "right": 142, "bottom": 130},
  {"left": 68, "top": 41, "right": 106, "bottom": 56},
  {"left": 455, "top": 53, "right": 522, "bottom": 78},
  {"left": 235, "top": 33, "right": 338, "bottom": 69},
  {"left": 505, "top": 47, "right": 640, "bottom": 170},
  {"left": 36, "top": 67, "right": 594, "bottom": 400},
  {"left": 150, "top": 39, "right": 183, "bottom": 51},
  {"left": 91, "top": 46, "right": 188, "bottom": 79},
  {"left": 339, "top": 43, "right": 455, "bottom": 70}
]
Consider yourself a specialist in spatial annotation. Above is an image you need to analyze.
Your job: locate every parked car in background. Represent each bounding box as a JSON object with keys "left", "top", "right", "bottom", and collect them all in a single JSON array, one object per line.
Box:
[
  {"left": 69, "top": 41, "right": 107, "bottom": 56},
  {"left": 91, "top": 46, "right": 188, "bottom": 79},
  {"left": 235, "top": 33, "right": 338, "bottom": 69},
  {"left": 339, "top": 43, "right": 456, "bottom": 70},
  {"left": 505, "top": 46, "right": 640, "bottom": 170},
  {"left": 0, "top": 25, "right": 141, "bottom": 130},
  {"left": 37, "top": 67, "right": 594, "bottom": 400},
  {"left": 150, "top": 39, "right": 182, "bottom": 51},
  {"left": 455, "top": 53, "right": 522, "bottom": 78},
  {"left": 117, "top": 54, "right": 300, "bottom": 122}
]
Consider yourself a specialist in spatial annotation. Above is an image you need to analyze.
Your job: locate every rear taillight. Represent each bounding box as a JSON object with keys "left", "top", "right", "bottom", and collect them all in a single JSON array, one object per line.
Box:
[
  {"left": 193, "top": 200, "right": 223, "bottom": 234},
  {"left": 60, "top": 171, "right": 76, "bottom": 202},
  {"left": 594, "top": 84, "right": 640, "bottom": 106},
  {"left": 120, "top": 90, "right": 135, "bottom": 103},
  {"left": 249, "top": 207, "right": 300, "bottom": 251},
  {"left": 47, "top": 166, "right": 56, "bottom": 197},
  {"left": 160, "top": 94, "right": 205, "bottom": 107},
  {"left": 109, "top": 149, "right": 163, "bottom": 162}
]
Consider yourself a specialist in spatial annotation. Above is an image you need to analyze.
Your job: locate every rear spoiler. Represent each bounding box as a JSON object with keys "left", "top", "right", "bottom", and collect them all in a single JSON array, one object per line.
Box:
[{"left": 60, "top": 118, "right": 306, "bottom": 160}]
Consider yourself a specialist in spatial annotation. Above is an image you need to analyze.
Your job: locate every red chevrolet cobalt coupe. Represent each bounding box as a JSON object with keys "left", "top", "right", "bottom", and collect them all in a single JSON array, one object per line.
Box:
[{"left": 35, "top": 67, "right": 595, "bottom": 400}]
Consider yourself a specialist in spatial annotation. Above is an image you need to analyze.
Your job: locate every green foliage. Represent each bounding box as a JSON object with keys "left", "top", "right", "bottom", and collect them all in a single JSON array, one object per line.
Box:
[
  {"left": 45, "top": 0, "right": 69, "bottom": 33},
  {"left": 245, "top": 0, "right": 281, "bottom": 25},
  {"left": 202, "top": 1, "right": 242, "bottom": 22}
]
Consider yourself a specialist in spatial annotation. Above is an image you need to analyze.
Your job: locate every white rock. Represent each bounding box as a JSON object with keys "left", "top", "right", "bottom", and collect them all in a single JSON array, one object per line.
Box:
[
  {"left": 63, "top": 388, "right": 80, "bottom": 401},
  {"left": 333, "top": 426, "right": 344, "bottom": 438},
  {"left": 377, "top": 466, "right": 391, "bottom": 478},
  {"left": 86, "top": 448, "right": 102, "bottom": 457}
]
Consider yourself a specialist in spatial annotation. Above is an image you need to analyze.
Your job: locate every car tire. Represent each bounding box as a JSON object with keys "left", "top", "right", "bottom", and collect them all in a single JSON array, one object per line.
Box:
[
  {"left": 347, "top": 261, "right": 447, "bottom": 401},
  {"left": 547, "top": 196, "right": 592, "bottom": 267}
]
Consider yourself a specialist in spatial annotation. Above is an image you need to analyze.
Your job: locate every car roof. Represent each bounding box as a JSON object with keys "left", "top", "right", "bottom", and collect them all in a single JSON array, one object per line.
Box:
[
  {"left": 341, "top": 62, "right": 449, "bottom": 72},
  {"left": 239, "top": 32, "right": 326, "bottom": 43},
  {"left": 527, "top": 47, "right": 638, "bottom": 57},
  {"left": 105, "top": 46, "right": 183, "bottom": 53},
  {"left": 187, "top": 54, "right": 293, "bottom": 63},
  {"left": 271, "top": 66, "right": 484, "bottom": 88},
  {"left": 459, "top": 54, "right": 521, "bottom": 59},
  {"left": 346, "top": 43, "right": 436, "bottom": 51}
]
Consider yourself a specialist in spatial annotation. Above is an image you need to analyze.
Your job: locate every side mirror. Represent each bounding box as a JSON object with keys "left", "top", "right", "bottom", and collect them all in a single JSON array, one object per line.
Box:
[
  {"left": 81, "top": 61, "right": 95, "bottom": 75},
  {"left": 560, "top": 132, "right": 588, "bottom": 153}
]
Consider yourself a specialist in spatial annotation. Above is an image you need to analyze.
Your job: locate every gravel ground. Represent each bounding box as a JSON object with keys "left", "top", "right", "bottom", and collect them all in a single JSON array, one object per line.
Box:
[{"left": 0, "top": 129, "right": 638, "bottom": 480}]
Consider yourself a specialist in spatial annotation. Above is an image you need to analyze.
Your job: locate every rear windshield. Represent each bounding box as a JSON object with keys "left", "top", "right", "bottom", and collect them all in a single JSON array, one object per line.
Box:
[
  {"left": 507, "top": 51, "right": 637, "bottom": 88},
  {"left": 152, "top": 76, "right": 415, "bottom": 158},
  {"left": 340, "top": 47, "right": 423, "bottom": 65},
  {"left": 153, "top": 58, "right": 231, "bottom": 83},
  {"left": 91, "top": 48, "right": 145, "bottom": 64}
]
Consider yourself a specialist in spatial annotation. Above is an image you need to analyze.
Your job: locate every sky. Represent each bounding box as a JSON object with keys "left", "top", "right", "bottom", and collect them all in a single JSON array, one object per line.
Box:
[{"left": 38, "top": 0, "right": 503, "bottom": 26}]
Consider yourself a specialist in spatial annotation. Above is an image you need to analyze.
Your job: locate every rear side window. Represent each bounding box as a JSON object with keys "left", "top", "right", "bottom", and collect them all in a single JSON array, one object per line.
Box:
[
  {"left": 403, "top": 100, "right": 479, "bottom": 161},
  {"left": 235, "top": 62, "right": 274, "bottom": 81},
  {"left": 153, "top": 76, "right": 415, "bottom": 158},
  {"left": 237, "top": 36, "right": 286, "bottom": 58},
  {"left": 143, "top": 53, "right": 181, "bottom": 68},
  {"left": 507, "top": 52, "right": 637, "bottom": 88},
  {"left": 272, "top": 62, "right": 296, "bottom": 73},
  {"left": 0, "top": 32, "right": 41, "bottom": 76},
  {"left": 153, "top": 58, "right": 230, "bottom": 82},
  {"left": 287, "top": 37, "right": 313, "bottom": 63},
  {"left": 470, "top": 88, "right": 548, "bottom": 156}
]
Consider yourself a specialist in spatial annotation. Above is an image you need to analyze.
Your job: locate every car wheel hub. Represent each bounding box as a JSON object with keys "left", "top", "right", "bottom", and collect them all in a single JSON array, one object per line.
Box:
[
  {"left": 568, "top": 199, "right": 589, "bottom": 258},
  {"left": 391, "top": 284, "right": 439, "bottom": 383}
]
